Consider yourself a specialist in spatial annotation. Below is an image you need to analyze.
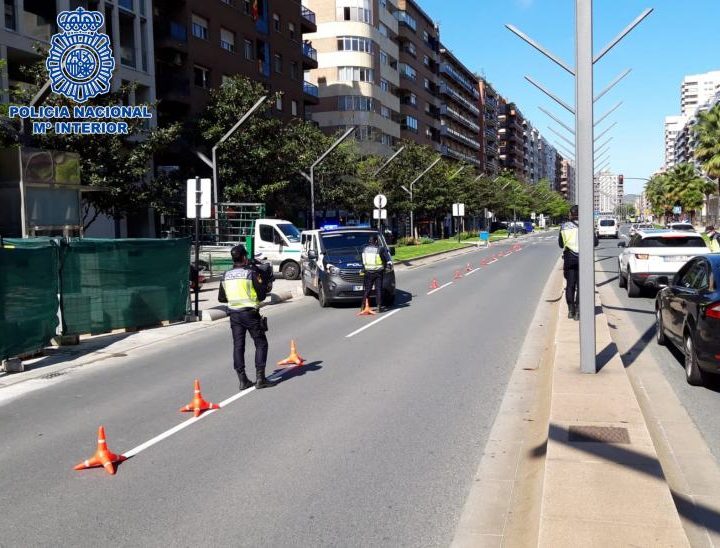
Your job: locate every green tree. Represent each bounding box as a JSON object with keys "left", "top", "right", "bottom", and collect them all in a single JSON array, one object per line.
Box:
[{"left": 694, "top": 103, "right": 720, "bottom": 184}]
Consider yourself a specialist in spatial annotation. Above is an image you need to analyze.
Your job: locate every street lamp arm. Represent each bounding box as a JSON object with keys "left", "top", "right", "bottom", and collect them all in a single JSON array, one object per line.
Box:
[
  {"left": 312, "top": 126, "right": 356, "bottom": 169},
  {"left": 373, "top": 146, "right": 406, "bottom": 178},
  {"left": 593, "top": 8, "right": 653, "bottom": 64},
  {"left": 409, "top": 157, "right": 441, "bottom": 188},
  {"left": 217, "top": 95, "right": 268, "bottom": 146},
  {"left": 505, "top": 24, "right": 576, "bottom": 76}
]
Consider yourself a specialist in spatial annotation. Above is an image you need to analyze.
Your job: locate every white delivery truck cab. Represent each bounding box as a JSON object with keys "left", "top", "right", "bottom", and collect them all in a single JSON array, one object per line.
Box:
[{"left": 253, "top": 219, "right": 303, "bottom": 279}]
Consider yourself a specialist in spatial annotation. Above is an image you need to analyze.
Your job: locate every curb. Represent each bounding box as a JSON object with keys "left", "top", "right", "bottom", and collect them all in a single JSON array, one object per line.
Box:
[{"left": 199, "top": 290, "right": 297, "bottom": 321}]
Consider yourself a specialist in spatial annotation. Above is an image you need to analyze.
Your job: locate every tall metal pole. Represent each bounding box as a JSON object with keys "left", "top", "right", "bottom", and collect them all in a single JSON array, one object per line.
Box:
[
  {"left": 310, "top": 165, "right": 315, "bottom": 230},
  {"left": 576, "top": 0, "right": 596, "bottom": 374},
  {"left": 194, "top": 176, "right": 201, "bottom": 318}
]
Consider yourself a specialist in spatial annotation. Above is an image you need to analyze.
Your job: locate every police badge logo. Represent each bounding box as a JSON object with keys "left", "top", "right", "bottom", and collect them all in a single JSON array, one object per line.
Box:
[{"left": 46, "top": 7, "right": 115, "bottom": 104}]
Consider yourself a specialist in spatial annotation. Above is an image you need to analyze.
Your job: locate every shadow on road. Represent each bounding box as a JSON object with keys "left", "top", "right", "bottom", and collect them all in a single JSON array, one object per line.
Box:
[
  {"left": 602, "top": 303, "right": 654, "bottom": 316},
  {"left": 596, "top": 275, "right": 619, "bottom": 287},
  {"left": 530, "top": 423, "right": 720, "bottom": 534},
  {"left": 273, "top": 361, "right": 323, "bottom": 383}
]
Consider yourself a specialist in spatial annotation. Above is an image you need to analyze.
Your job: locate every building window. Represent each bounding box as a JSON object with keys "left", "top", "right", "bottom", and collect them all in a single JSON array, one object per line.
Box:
[
  {"left": 338, "top": 66, "right": 374, "bottom": 83},
  {"left": 4, "top": 0, "right": 16, "bottom": 30},
  {"left": 273, "top": 13, "right": 280, "bottom": 31},
  {"left": 404, "top": 41, "right": 417, "bottom": 56},
  {"left": 194, "top": 65, "right": 210, "bottom": 88},
  {"left": 337, "top": 36, "right": 373, "bottom": 53},
  {"left": 380, "top": 78, "right": 390, "bottom": 92},
  {"left": 220, "top": 28, "right": 235, "bottom": 53},
  {"left": 276, "top": 94, "right": 283, "bottom": 111},
  {"left": 381, "top": 133, "right": 393, "bottom": 146},
  {"left": 337, "top": 96, "right": 374, "bottom": 111},
  {"left": 380, "top": 105, "right": 390, "bottom": 118},
  {"left": 274, "top": 53, "right": 283, "bottom": 73},
  {"left": 399, "top": 63, "right": 416, "bottom": 81},
  {"left": 424, "top": 77, "right": 430, "bottom": 90},
  {"left": 243, "top": 0, "right": 250, "bottom": 14},
  {"left": 408, "top": 93, "right": 417, "bottom": 106},
  {"left": 244, "top": 39, "right": 254, "bottom": 60},
  {"left": 395, "top": 10, "right": 417, "bottom": 31},
  {"left": 191, "top": 14, "right": 209, "bottom": 40},
  {"left": 380, "top": 50, "right": 388, "bottom": 65},
  {"left": 355, "top": 126, "right": 374, "bottom": 141},
  {"left": 379, "top": 23, "right": 388, "bottom": 37},
  {"left": 337, "top": 0, "right": 372, "bottom": 23},
  {"left": 290, "top": 61, "right": 299, "bottom": 80},
  {"left": 291, "top": 100, "right": 298, "bottom": 116},
  {"left": 404, "top": 115, "right": 418, "bottom": 132},
  {"left": 288, "top": 21, "right": 296, "bottom": 40},
  {"left": 423, "top": 55, "right": 430, "bottom": 67}
]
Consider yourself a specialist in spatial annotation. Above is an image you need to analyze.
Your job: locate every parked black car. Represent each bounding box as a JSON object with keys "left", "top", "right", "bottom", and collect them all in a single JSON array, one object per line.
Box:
[{"left": 655, "top": 254, "right": 720, "bottom": 385}]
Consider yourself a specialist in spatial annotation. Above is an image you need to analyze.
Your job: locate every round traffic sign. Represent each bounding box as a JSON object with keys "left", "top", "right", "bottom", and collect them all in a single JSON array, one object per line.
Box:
[{"left": 373, "top": 194, "right": 387, "bottom": 209}]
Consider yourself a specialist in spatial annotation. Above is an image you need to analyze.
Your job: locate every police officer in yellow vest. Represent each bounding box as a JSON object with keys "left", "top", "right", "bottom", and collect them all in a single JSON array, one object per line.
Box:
[
  {"left": 705, "top": 226, "right": 720, "bottom": 252},
  {"left": 558, "top": 205, "right": 598, "bottom": 320},
  {"left": 218, "top": 245, "right": 277, "bottom": 390},
  {"left": 361, "top": 235, "right": 391, "bottom": 313}
]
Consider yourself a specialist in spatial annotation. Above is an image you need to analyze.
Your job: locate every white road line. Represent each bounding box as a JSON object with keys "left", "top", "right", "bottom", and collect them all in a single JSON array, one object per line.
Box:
[
  {"left": 465, "top": 268, "right": 481, "bottom": 275},
  {"left": 122, "top": 365, "right": 298, "bottom": 459},
  {"left": 426, "top": 281, "right": 453, "bottom": 295},
  {"left": 345, "top": 309, "right": 402, "bottom": 338},
  {"left": 487, "top": 258, "right": 498, "bottom": 264}
]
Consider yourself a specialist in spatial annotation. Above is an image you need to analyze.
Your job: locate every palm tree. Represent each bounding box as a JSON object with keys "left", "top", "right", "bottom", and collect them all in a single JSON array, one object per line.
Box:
[
  {"left": 666, "top": 163, "right": 716, "bottom": 223},
  {"left": 694, "top": 103, "right": 720, "bottom": 185}
]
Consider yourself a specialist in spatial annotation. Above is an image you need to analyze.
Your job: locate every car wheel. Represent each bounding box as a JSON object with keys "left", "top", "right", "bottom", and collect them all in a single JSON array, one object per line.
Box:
[
  {"left": 655, "top": 307, "right": 667, "bottom": 346},
  {"left": 302, "top": 279, "right": 313, "bottom": 297},
  {"left": 318, "top": 281, "right": 330, "bottom": 308},
  {"left": 627, "top": 270, "right": 641, "bottom": 298},
  {"left": 618, "top": 263, "right": 627, "bottom": 288},
  {"left": 281, "top": 261, "right": 300, "bottom": 280},
  {"left": 684, "top": 332, "right": 704, "bottom": 386}
]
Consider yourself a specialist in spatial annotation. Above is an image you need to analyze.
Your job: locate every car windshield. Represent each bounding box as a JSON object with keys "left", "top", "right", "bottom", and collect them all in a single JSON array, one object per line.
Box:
[
  {"left": 599, "top": 220, "right": 615, "bottom": 226},
  {"left": 638, "top": 236, "right": 707, "bottom": 248},
  {"left": 321, "top": 232, "right": 377, "bottom": 256},
  {"left": 277, "top": 223, "right": 301, "bottom": 243},
  {"left": 671, "top": 224, "right": 694, "bottom": 231}
]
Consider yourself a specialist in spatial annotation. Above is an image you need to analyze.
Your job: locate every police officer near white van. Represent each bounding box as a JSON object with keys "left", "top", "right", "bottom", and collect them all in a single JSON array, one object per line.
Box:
[
  {"left": 559, "top": 205, "right": 598, "bottom": 320},
  {"left": 361, "top": 235, "right": 391, "bottom": 313},
  {"left": 218, "top": 245, "right": 277, "bottom": 390}
]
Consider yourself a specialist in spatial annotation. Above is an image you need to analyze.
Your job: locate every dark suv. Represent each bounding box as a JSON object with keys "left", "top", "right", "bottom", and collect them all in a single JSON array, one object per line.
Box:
[{"left": 300, "top": 228, "right": 396, "bottom": 307}]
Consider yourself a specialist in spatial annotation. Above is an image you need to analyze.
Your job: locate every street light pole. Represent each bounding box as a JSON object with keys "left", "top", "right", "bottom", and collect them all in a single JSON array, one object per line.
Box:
[
  {"left": 401, "top": 157, "right": 441, "bottom": 239},
  {"left": 301, "top": 126, "right": 356, "bottom": 229}
]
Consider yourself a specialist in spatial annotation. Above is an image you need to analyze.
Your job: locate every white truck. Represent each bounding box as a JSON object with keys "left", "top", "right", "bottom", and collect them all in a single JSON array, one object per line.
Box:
[{"left": 253, "top": 218, "right": 303, "bottom": 279}]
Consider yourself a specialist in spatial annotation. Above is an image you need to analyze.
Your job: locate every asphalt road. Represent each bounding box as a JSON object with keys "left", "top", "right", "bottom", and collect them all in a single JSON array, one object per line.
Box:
[
  {"left": 0, "top": 233, "right": 560, "bottom": 547},
  {"left": 595, "top": 226, "right": 720, "bottom": 463}
]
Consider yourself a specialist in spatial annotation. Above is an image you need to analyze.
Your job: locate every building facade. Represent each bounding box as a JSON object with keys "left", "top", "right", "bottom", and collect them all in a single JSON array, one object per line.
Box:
[
  {"left": 681, "top": 70, "right": 720, "bottom": 117},
  {"left": 1, "top": 0, "right": 156, "bottom": 107},
  {"left": 663, "top": 114, "right": 686, "bottom": 169},
  {"left": 479, "top": 78, "right": 500, "bottom": 175},
  {"left": 304, "top": 0, "right": 401, "bottom": 155},
  {"left": 438, "top": 45, "right": 481, "bottom": 168},
  {"left": 594, "top": 171, "right": 621, "bottom": 215},
  {"left": 559, "top": 157, "right": 576, "bottom": 205},
  {"left": 497, "top": 98, "right": 524, "bottom": 179},
  {"left": 153, "top": 0, "right": 318, "bottom": 126}
]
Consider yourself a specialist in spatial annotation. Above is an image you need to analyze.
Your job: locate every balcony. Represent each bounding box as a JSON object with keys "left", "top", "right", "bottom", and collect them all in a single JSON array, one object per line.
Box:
[
  {"left": 439, "top": 64, "right": 480, "bottom": 99},
  {"left": 439, "top": 82, "right": 480, "bottom": 117},
  {"left": 301, "top": 6, "right": 317, "bottom": 32},
  {"left": 440, "top": 104, "right": 480, "bottom": 133},
  {"left": 157, "top": 75, "right": 191, "bottom": 103},
  {"left": 442, "top": 145, "right": 481, "bottom": 166},
  {"left": 302, "top": 42, "right": 318, "bottom": 69},
  {"left": 303, "top": 81, "right": 319, "bottom": 104},
  {"left": 441, "top": 125, "right": 481, "bottom": 150},
  {"left": 155, "top": 21, "right": 188, "bottom": 51}
]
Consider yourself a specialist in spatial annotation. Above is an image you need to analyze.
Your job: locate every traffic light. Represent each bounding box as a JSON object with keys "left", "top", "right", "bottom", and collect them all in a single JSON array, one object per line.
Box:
[{"left": 618, "top": 174, "right": 624, "bottom": 186}]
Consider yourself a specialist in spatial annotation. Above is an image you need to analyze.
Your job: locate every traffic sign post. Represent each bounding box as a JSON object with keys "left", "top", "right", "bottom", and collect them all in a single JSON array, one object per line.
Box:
[
  {"left": 187, "top": 177, "right": 211, "bottom": 319},
  {"left": 452, "top": 203, "right": 465, "bottom": 242},
  {"left": 373, "top": 194, "right": 387, "bottom": 230}
]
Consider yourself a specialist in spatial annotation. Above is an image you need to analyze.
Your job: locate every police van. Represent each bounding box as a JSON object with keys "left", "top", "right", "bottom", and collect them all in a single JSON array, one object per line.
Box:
[{"left": 300, "top": 227, "right": 396, "bottom": 308}]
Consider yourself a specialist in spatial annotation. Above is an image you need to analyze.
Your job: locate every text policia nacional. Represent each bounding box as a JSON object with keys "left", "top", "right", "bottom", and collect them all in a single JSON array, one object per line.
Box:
[{"left": 8, "top": 105, "right": 152, "bottom": 135}]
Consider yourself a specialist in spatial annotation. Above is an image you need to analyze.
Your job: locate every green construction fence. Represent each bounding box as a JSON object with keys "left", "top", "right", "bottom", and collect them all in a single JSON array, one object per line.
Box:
[
  {"left": 0, "top": 237, "right": 191, "bottom": 360},
  {"left": 59, "top": 238, "right": 191, "bottom": 335},
  {"left": 0, "top": 240, "right": 60, "bottom": 361}
]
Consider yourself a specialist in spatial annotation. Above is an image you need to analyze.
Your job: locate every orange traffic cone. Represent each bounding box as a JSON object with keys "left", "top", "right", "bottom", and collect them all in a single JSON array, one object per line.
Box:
[
  {"left": 278, "top": 340, "right": 305, "bottom": 366},
  {"left": 429, "top": 278, "right": 439, "bottom": 290},
  {"left": 179, "top": 379, "right": 220, "bottom": 417},
  {"left": 466, "top": 263, "right": 473, "bottom": 273},
  {"left": 73, "top": 425, "right": 126, "bottom": 475},
  {"left": 454, "top": 270, "right": 463, "bottom": 280},
  {"left": 357, "top": 298, "right": 377, "bottom": 316}
]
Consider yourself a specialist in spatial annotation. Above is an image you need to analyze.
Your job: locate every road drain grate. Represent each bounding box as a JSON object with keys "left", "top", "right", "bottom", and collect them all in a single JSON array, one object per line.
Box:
[
  {"left": 39, "top": 371, "right": 67, "bottom": 380},
  {"left": 568, "top": 425, "right": 630, "bottom": 444}
]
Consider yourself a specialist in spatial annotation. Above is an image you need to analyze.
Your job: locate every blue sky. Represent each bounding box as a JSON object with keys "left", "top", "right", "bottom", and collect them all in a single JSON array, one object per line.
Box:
[{"left": 419, "top": 0, "right": 720, "bottom": 195}]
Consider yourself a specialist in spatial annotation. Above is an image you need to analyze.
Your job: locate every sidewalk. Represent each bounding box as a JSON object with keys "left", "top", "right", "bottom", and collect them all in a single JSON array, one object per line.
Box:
[{"left": 538, "top": 293, "right": 688, "bottom": 546}]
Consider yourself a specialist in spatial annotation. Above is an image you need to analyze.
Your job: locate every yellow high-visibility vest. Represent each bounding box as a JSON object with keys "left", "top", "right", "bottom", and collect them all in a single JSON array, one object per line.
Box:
[
  {"left": 710, "top": 235, "right": 720, "bottom": 252},
  {"left": 561, "top": 222, "right": 579, "bottom": 253},
  {"left": 362, "top": 246, "right": 384, "bottom": 271},
  {"left": 223, "top": 268, "right": 259, "bottom": 309}
]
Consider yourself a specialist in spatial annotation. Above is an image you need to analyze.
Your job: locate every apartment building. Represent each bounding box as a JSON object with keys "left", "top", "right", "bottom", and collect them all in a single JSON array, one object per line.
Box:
[
  {"left": 523, "top": 119, "right": 540, "bottom": 183},
  {"left": 303, "top": 0, "right": 401, "bottom": 155},
  {"left": 479, "top": 78, "right": 500, "bottom": 175},
  {"left": 153, "top": 0, "right": 318, "bottom": 126},
  {"left": 1, "top": 0, "right": 155, "bottom": 107},
  {"left": 594, "top": 171, "right": 620, "bottom": 215},
  {"left": 664, "top": 114, "right": 686, "bottom": 169},
  {"left": 395, "top": 0, "right": 440, "bottom": 151},
  {"left": 559, "top": 157, "right": 576, "bottom": 204},
  {"left": 681, "top": 70, "right": 720, "bottom": 117},
  {"left": 438, "top": 45, "right": 481, "bottom": 168},
  {"left": 538, "top": 137, "right": 557, "bottom": 184},
  {"left": 497, "top": 98, "right": 524, "bottom": 179}
]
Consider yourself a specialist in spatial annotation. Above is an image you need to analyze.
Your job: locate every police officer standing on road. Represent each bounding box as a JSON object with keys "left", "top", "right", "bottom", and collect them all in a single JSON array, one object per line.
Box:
[
  {"left": 706, "top": 226, "right": 720, "bottom": 252},
  {"left": 361, "top": 235, "right": 391, "bottom": 313},
  {"left": 218, "top": 245, "right": 277, "bottom": 390},
  {"left": 559, "top": 205, "right": 598, "bottom": 321}
]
